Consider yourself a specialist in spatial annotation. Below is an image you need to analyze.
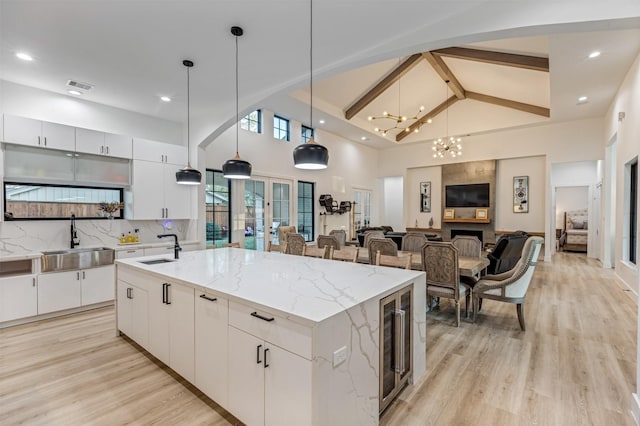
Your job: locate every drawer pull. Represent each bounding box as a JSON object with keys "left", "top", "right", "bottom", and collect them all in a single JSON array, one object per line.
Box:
[
  {"left": 199, "top": 294, "right": 217, "bottom": 302},
  {"left": 251, "top": 311, "right": 275, "bottom": 322}
]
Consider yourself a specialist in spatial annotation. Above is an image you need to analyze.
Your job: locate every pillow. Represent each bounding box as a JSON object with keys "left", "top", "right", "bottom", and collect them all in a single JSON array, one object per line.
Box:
[{"left": 571, "top": 219, "right": 586, "bottom": 230}]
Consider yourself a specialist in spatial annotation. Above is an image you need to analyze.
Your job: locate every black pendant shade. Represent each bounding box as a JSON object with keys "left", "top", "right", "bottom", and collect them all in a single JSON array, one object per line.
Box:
[
  {"left": 222, "top": 154, "right": 252, "bottom": 179},
  {"left": 293, "top": 138, "right": 329, "bottom": 170},
  {"left": 176, "top": 59, "right": 202, "bottom": 185}
]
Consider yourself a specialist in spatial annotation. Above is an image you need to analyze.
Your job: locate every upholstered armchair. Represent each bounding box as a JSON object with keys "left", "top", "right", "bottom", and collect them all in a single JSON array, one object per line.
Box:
[
  {"left": 329, "top": 229, "right": 347, "bottom": 246},
  {"left": 285, "top": 233, "right": 306, "bottom": 256},
  {"left": 472, "top": 236, "right": 543, "bottom": 331},
  {"left": 401, "top": 232, "right": 428, "bottom": 252},
  {"left": 421, "top": 242, "right": 468, "bottom": 327},
  {"left": 317, "top": 235, "right": 340, "bottom": 251},
  {"left": 486, "top": 232, "right": 528, "bottom": 275},
  {"left": 368, "top": 238, "right": 397, "bottom": 264}
]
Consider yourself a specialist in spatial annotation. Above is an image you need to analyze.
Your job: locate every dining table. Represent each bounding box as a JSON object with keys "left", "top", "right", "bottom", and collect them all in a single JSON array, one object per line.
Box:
[{"left": 356, "top": 250, "right": 489, "bottom": 278}]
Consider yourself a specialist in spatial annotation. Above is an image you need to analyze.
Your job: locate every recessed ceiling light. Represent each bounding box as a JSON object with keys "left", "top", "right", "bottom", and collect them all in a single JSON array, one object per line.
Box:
[
  {"left": 319, "top": 119, "right": 325, "bottom": 124},
  {"left": 588, "top": 51, "right": 601, "bottom": 59},
  {"left": 578, "top": 96, "right": 588, "bottom": 102},
  {"left": 68, "top": 90, "right": 82, "bottom": 96},
  {"left": 16, "top": 52, "right": 33, "bottom": 61},
  {"left": 160, "top": 96, "right": 171, "bottom": 102},
  {"left": 360, "top": 136, "right": 367, "bottom": 141}
]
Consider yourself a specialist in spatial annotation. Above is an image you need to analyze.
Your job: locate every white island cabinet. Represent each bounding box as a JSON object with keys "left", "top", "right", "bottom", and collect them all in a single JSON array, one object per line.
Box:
[{"left": 115, "top": 249, "right": 426, "bottom": 425}]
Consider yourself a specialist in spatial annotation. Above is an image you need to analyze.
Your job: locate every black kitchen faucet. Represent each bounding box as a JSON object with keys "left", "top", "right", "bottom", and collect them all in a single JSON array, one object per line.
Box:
[{"left": 157, "top": 234, "right": 181, "bottom": 259}]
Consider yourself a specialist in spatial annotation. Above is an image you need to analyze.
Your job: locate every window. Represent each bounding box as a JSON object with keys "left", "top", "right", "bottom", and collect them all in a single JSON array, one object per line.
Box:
[
  {"left": 3, "top": 182, "right": 123, "bottom": 220},
  {"left": 206, "top": 170, "right": 231, "bottom": 247},
  {"left": 353, "top": 189, "right": 372, "bottom": 230},
  {"left": 301, "top": 125, "right": 314, "bottom": 143},
  {"left": 298, "top": 181, "right": 314, "bottom": 242},
  {"left": 630, "top": 160, "right": 637, "bottom": 264},
  {"left": 240, "top": 110, "right": 262, "bottom": 133},
  {"left": 273, "top": 115, "right": 290, "bottom": 141}
]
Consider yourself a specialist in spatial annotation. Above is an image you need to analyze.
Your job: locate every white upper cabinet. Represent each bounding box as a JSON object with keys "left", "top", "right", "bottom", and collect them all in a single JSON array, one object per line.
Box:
[
  {"left": 76, "top": 128, "right": 132, "bottom": 159},
  {"left": 3, "top": 115, "right": 75, "bottom": 151},
  {"left": 133, "top": 137, "right": 188, "bottom": 165}
]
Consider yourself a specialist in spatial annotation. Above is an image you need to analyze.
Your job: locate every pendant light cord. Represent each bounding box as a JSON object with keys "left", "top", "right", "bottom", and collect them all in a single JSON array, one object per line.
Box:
[
  {"left": 187, "top": 64, "right": 190, "bottom": 161},
  {"left": 309, "top": 0, "right": 313, "bottom": 133},
  {"left": 235, "top": 34, "right": 240, "bottom": 156}
]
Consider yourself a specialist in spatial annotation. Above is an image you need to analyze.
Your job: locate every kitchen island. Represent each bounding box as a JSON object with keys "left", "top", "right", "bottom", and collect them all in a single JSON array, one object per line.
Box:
[{"left": 115, "top": 248, "right": 426, "bottom": 425}]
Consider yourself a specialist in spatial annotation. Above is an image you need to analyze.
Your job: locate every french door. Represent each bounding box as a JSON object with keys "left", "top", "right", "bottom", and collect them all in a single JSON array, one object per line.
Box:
[{"left": 244, "top": 176, "right": 292, "bottom": 251}]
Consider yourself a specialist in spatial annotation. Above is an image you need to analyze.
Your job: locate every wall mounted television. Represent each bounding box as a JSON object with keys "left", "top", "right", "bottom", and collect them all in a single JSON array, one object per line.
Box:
[{"left": 445, "top": 183, "right": 490, "bottom": 207}]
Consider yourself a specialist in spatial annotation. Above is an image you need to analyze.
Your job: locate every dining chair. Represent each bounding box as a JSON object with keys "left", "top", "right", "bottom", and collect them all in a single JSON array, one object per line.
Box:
[
  {"left": 329, "top": 229, "right": 347, "bottom": 246},
  {"left": 267, "top": 225, "right": 296, "bottom": 253},
  {"left": 368, "top": 238, "right": 397, "bottom": 265},
  {"left": 401, "top": 233, "right": 428, "bottom": 252},
  {"left": 472, "top": 236, "right": 543, "bottom": 331},
  {"left": 452, "top": 235, "right": 483, "bottom": 284},
  {"left": 376, "top": 251, "right": 412, "bottom": 269},
  {"left": 285, "top": 233, "right": 306, "bottom": 256},
  {"left": 317, "top": 235, "right": 340, "bottom": 251},
  {"left": 302, "top": 245, "right": 328, "bottom": 259},
  {"left": 329, "top": 246, "right": 359, "bottom": 263},
  {"left": 421, "top": 241, "right": 468, "bottom": 327},
  {"left": 363, "top": 230, "right": 385, "bottom": 249}
]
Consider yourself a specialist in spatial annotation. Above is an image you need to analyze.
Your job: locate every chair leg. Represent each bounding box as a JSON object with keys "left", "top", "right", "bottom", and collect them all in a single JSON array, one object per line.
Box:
[
  {"left": 516, "top": 303, "right": 526, "bottom": 331},
  {"left": 464, "top": 293, "right": 470, "bottom": 318},
  {"left": 478, "top": 298, "right": 483, "bottom": 312},
  {"left": 455, "top": 300, "right": 460, "bottom": 327},
  {"left": 472, "top": 296, "right": 478, "bottom": 323}
]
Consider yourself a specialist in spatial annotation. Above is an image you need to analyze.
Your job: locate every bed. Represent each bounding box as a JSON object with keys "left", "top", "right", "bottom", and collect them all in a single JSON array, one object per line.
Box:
[{"left": 562, "top": 209, "right": 588, "bottom": 252}]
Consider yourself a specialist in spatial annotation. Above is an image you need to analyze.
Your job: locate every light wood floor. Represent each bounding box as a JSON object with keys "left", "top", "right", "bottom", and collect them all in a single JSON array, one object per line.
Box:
[{"left": 0, "top": 252, "right": 635, "bottom": 425}]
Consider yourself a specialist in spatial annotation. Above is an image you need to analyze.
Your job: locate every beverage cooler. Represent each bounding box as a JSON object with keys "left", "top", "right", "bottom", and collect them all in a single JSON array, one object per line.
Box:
[{"left": 379, "top": 285, "right": 413, "bottom": 413}]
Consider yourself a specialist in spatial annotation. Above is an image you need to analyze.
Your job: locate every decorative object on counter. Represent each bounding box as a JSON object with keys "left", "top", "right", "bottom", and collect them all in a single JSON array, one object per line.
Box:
[
  {"left": 429, "top": 217, "right": 434, "bottom": 228},
  {"left": 475, "top": 208, "right": 488, "bottom": 219},
  {"left": 293, "top": 0, "right": 329, "bottom": 170},
  {"left": 97, "top": 201, "right": 123, "bottom": 219},
  {"left": 222, "top": 26, "right": 252, "bottom": 179},
  {"left": 420, "top": 181, "right": 431, "bottom": 212},
  {"left": 120, "top": 234, "right": 127, "bottom": 244},
  {"left": 133, "top": 229, "right": 139, "bottom": 242},
  {"left": 175, "top": 59, "right": 202, "bottom": 185},
  {"left": 513, "top": 175, "right": 529, "bottom": 213},
  {"left": 443, "top": 208, "right": 455, "bottom": 219}
]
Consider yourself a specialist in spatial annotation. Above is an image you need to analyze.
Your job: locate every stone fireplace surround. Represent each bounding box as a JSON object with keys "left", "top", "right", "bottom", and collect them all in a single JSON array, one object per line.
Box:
[{"left": 441, "top": 160, "right": 496, "bottom": 244}]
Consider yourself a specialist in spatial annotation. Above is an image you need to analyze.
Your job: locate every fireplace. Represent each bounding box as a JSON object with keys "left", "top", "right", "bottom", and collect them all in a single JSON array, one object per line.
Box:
[{"left": 450, "top": 229, "right": 484, "bottom": 244}]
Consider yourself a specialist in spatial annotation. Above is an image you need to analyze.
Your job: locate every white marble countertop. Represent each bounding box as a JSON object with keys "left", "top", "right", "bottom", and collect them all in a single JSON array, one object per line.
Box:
[
  {"left": 0, "top": 252, "right": 42, "bottom": 262},
  {"left": 116, "top": 248, "right": 425, "bottom": 325}
]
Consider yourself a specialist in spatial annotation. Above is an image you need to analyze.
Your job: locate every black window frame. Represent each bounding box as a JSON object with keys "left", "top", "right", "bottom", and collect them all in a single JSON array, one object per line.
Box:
[
  {"left": 206, "top": 169, "right": 232, "bottom": 247},
  {"left": 301, "top": 125, "right": 314, "bottom": 143},
  {"left": 630, "top": 160, "right": 637, "bottom": 264},
  {"left": 273, "top": 115, "right": 291, "bottom": 142},
  {"left": 240, "top": 109, "right": 262, "bottom": 134},
  {"left": 297, "top": 181, "right": 315, "bottom": 242},
  {"left": 3, "top": 181, "right": 124, "bottom": 221}
]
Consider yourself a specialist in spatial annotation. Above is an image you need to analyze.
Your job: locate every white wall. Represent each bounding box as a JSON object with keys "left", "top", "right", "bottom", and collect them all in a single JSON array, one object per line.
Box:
[
  {"left": 205, "top": 109, "right": 380, "bottom": 241},
  {"left": 495, "top": 156, "right": 546, "bottom": 233},
  {"left": 0, "top": 80, "right": 182, "bottom": 143},
  {"left": 381, "top": 176, "right": 403, "bottom": 231},
  {"left": 555, "top": 186, "right": 589, "bottom": 226}
]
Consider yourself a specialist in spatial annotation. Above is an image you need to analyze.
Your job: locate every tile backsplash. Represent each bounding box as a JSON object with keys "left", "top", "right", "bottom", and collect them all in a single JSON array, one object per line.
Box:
[{"left": 0, "top": 219, "right": 193, "bottom": 255}]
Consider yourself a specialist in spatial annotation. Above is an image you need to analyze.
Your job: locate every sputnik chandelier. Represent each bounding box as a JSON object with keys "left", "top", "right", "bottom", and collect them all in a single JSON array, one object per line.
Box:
[{"left": 432, "top": 80, "right": 462, "bottom": 159}]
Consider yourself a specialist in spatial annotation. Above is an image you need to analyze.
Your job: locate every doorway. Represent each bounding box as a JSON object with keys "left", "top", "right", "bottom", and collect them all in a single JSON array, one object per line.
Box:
[{"left": 244, "top": 176, "right": 293, "bottom": 251}]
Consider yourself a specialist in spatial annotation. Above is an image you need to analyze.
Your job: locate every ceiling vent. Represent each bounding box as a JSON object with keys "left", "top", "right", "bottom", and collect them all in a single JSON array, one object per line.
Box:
[{"left": 66, "top": 80, "right": 93, "bottom": 91}]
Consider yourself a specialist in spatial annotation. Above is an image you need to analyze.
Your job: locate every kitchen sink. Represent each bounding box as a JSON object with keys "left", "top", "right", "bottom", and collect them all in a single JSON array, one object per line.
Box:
[
  {"left": 41, "top": 247, "right": 115, "bottom": 273},
  {"left": 138, "top": 258, "right": 175, "bottom": 265}
]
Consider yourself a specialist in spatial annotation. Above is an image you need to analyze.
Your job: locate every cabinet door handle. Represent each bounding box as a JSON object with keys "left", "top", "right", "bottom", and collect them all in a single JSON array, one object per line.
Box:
[
  {"left": 264, "top": 348, "right": 270, "bottom": 368},
  {"left": 164, "top": 283, "right": 171, "bottom": 305},
  {"left": 199, "top": 294, "right": 217, "bottom": 302},
  {"left": 394, "top": 309, "right": 406, "bottom": 374},
  {"left": 165, "top": 208, "right": 169, "bottom": 218},
  {"left": 37, "top": 136, "right": 41, "bottom": 145},
  {"left": 127, "top": 287, "right": 133, "bottom": 299},
  {"left": 126, "top": 250, "right": 136, "bottom": 253},
  {"left": 162, "top": 283, "right": 167, "bottom": 304},
  {"left": 44, "top": 137, "right": 47, "bottom": 146},
  {"left": 256, "top": 344, "right": 262, "bottom": 364},
  {"left": 100, "top": 146, "right": 104, "bottom": 154},
  {"left": 32, "top": 277, "right": 36, "bottom": 287},
  {"left": 251, "top": 311, "right": 275, "bottom": 322},
  {"left": 82, "top": 271, "right": 86, "bottom": 279},
  {"left": 77, "top": 271, "right": 80, "bottom": 280},
  {"left": 106, "top": 146, "right": 109, "bottom": 155}
]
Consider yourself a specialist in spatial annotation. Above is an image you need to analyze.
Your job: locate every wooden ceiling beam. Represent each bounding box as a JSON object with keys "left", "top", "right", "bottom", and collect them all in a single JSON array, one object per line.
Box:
[
  {"left": 432, "top": 47, "right": 549, "bottom": 72},
  {"left": 466, "top": 91, "right": 550, "bottom": 117},
  {"left": 396, "top": 95, "right": 459, "bottom": 142},
  {"left": 421, "top": 52, "right": 466, "bottom": 99},
  {"left": 344, "top": 53, "right": 422, "bottom": 120}
]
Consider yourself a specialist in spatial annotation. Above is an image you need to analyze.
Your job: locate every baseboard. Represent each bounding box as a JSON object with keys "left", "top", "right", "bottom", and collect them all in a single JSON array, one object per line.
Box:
[
  {"left": 631, "top": 393, "right": 640, "bottom": 425},
  {"left": 0, "top": 301, "right": 113, "bottom": 329}
]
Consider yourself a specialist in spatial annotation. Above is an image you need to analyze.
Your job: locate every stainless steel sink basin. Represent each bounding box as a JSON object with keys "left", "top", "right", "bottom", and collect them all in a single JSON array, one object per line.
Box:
[
  {"left": 41, "top": 247, "right": 115, "bottom": 273},
  {"left": 138, "top": 258, "right": 175, "bottom": 265}
]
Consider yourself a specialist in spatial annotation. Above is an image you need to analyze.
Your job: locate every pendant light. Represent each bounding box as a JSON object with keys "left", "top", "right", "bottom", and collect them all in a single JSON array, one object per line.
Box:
[
  {"left": 223, "top": 26, "right": 252, "bottom": 179},
  {"left": 176, "top": 59, "right": 202, "bottom": 185},
  {"left": 293, "top": 0, "right": 329, "bottom": 170}
]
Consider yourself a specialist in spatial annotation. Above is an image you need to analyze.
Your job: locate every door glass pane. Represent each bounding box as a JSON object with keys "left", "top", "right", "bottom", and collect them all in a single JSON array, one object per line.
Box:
[
  {"left": 245, "top": 179, "right": 266, "bottom": 251},
  {"left": 206, "top": 170, "right": 231, "bottom": 247},
  {"left": 400, "top": 289, "right": 412, "bottom": 380},
  {"left": 76, "top": 153, "right": 130, "bottom": 185},
  {"left": 272, "top": 182, "right": 290, "bottom": 245},
  {"left": 4, "top": 144, "right": 74, "bottom": 181},
  {"left": 381, "top": 298, "right": 397, "bottom": 399}
]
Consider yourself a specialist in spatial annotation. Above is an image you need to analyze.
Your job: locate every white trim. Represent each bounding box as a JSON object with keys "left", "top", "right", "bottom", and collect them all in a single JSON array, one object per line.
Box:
[{"left": 631, "top": 393, "right": 640, "bottom": 425}]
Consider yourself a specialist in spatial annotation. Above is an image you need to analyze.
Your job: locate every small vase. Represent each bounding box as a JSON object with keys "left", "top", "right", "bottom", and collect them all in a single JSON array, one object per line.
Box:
[{"left": 108, "top": 214, "right": 115, "bottom": 221}]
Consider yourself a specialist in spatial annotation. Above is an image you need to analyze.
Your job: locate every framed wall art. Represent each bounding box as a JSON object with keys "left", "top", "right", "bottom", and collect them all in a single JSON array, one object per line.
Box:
[
  {"left": 513, "top": 176, "right": 529, "bottom": 213},
  {"left": 420, "top": 181, "right": 431, "bottom": 213},
  {"left": 475, "top": 208, "right": 488, "bottom": 219},
  {"left": 443, "top": 208, "right": 455, "bottom": 219}
]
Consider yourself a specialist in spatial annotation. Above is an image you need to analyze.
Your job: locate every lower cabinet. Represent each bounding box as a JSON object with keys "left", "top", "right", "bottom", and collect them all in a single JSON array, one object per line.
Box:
[
  {"left": 116, "top": 279, "right": 149, "bottom": 348},
  {"left": 195, "top": 291, "right": 228, "bottom": 406},
  {"left": 38, "top": 266, "right": 115, "bottom": 314},
  {"left": 0, "top": 275, "right": 37, "bottom": 322},
  {"left": 148, "top": 279, "right": 195, "bottom": 383}
]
